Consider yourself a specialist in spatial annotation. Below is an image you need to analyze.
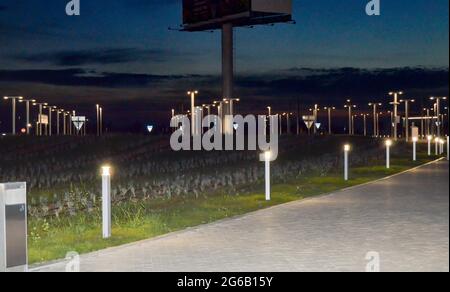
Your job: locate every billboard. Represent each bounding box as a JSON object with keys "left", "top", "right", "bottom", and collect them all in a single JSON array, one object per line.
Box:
[{"left": 183, "top": 0, "right": 292, "bottom": 31}]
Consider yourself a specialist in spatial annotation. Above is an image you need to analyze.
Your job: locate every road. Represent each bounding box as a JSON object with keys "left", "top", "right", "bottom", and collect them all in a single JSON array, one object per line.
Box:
[{"left": 33, "top": 160, "right": 449, "bottom": 272}]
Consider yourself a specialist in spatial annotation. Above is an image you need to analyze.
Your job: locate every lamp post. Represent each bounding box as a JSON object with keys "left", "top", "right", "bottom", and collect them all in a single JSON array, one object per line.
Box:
[
  {"left": 187, "top": 91, "right": 199, "bottom": 136},
  {"left": 33, "top": 102, "right": 48, "bottom": 136},
  {"left": 44, "top": 105, "right": 56, "bottom": 136},
  {"left": 99, "top": 107, "right": 103, "bottom": 136},
  {"left": 101, "top": 166, "right": 112, "bottom": 239},
  {"left": 400, "top": 98, "right": 415, "bottom": 142},
  {"left": 389, "top": 91, "right": 404, "bottom": 140},
  {"left": 413, "top": 137, "right": 418, "bottom": 161},
  {"left": 3, "top": 96, "right": 23, "bottom": 135},
  {"left": 368, "top": 103, "right": 382, "bottom": 137},
  {"left": 18, "top": 98, "right": 36, "bottom": 135},
  {"left": 264, "top": 151, "right": 271, "bottom": 201},
  {"left": 344, "top": 144, "right": 351, "bottom": 181},
  {"left": 361, "top": 113, "right": 369, "bottom": 136},
  {"left": 96, "top": 104, "right": 100, "bottom": 136},
  {"left": 56, "top": 109, "right": 64, "bottom": 135},
  {"left": 430, "top": 97, "right": 447, "bottom": 138},
  {"left": 344, "top": 99, "right": 357, "bottom": 135},
  {"left": 324, "top": 106, "right": 336, "bottom": 135},
  {"left": 386, "top": 139, "right": 392, "bottom": 169}
]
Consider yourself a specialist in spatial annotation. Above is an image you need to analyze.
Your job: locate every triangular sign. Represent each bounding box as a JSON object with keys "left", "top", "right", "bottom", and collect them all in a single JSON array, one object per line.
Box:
[
  {"left": 315, "top": 123, "right": 321, "bottom": 130},
  {"left": 73, "top": 121, "right": 84, "bottom": 131},
  {"left": 304, "top": 121, "right": 314, "bottom": 129}
]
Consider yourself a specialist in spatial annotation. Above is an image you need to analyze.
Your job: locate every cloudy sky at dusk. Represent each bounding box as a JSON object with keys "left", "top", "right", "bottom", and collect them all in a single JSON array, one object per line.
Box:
[{"left": 0, "top": 0, "right": 448, "bottom": 131}]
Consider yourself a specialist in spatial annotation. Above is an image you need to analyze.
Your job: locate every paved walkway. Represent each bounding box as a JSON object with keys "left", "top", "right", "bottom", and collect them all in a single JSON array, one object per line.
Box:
[{"left": 33, "top": 161, "right": 449, "bottom": 272}]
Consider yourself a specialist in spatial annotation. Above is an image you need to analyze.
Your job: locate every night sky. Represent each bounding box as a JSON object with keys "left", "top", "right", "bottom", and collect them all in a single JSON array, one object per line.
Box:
[{"left": 0, "top": 0, "right": 449, "bottom": 132}]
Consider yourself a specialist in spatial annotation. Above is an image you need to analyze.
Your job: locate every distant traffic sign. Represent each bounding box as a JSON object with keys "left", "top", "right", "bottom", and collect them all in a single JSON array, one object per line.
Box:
[{"left": 71, "top": 116, "right": 86, "bottom": 131}]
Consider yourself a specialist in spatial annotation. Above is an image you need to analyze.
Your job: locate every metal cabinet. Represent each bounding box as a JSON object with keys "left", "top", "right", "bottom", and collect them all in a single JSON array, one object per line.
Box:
[{"left": 0, "top": 182, "right": 28, "bottom": 272}]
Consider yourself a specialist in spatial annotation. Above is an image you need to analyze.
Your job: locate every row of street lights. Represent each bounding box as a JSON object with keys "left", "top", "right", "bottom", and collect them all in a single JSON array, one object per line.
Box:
[{"left": 3, "top": 96, "right": 78, "bottom": 136}]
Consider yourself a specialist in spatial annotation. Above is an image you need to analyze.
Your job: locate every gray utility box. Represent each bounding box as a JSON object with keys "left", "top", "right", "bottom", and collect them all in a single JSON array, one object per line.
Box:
[{"left": 0, "top": 182, "right": 28, "bottom": 272}]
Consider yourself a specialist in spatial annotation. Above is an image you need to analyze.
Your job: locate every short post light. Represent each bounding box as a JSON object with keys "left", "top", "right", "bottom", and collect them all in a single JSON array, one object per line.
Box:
[
  {"left": 427, "top": 135, "right": 433, "bottom": 156},
  {"left": 264, "top": 151, "right": 271, "bottom": 201},
  {"left": 435, "top": 137, "right": 439, "bottom": 156},
  {"left": 101, "top": 166, "right": 112, "bottom": 239},
  {"left": 447, "top": 136, "right": 449, "bottom": 161},
  {"left": 344, "top": 144, "right": 351, "bottom": 181},
  {"left": 386, "top": 140, "right": 393, "bottom": 169},
  {"left": 412, "top": 137, "right": 418, "bottom": 161}
]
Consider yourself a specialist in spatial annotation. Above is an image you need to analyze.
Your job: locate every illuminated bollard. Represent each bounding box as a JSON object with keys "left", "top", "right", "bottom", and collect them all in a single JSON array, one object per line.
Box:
[
  {"left": 101, "top": 166, "right": 111, "bottom": 239},
  {"left": 427, "top": 135, "right": 432, "bottom": 156},
  {"left": 264, "top": 151, "right": 271, "bottom": 201},
  {"left": 385, "top": 140, "right": 392, "bottom": 169},
  {"left": 447, "top": 136, "right": 449, "bottom": 161},
  {"left": 412, "top": 137, "right": 418, "bottom": 161},
  {"left": 344, "top": 144, "right": 351, "bottom": 181},
  {"left": 435, "top": 138, "right": 439, "bottom": 156}
]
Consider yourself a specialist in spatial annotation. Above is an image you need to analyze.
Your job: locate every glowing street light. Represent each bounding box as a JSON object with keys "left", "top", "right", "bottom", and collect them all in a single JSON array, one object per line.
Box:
[
  {"left": 427, "top": 135, "right": 433, "bottom": 156},
  {"left": 323, "top": 106, "right": 336, "bottom": 135},
  {"left": 18, "top": 98, "right": 36, "bottom": 135},
  {"left": 344, "top": 144, "right": 351, "bottom": 181},
  {"left": 3, "top": 96, "right": 23, "bottom": 135},
  {"left": 361, "top": 113, "right": 369, "bottom": 137},
  {"left": 430, "top": 96, "right": 447, "bottom": 138},
  {"left": 32, "top": 101, "right": 48, "bottom": 136},
  {"left": 412, "top": 137, "right": 418, "bottom": 161},
  {"left": 96, "top": 104, "right": 100, "bottom": 136},
  {"left": 187, "top": 91, "right": 199, "bottom": 136},
  {"left": 400, "top": 98, "right": 415, "bottom": 142},
  {"left": 368, "top": 102, "right": 382, "bottom": 137},
  {"left": 389, "top": 91, "right": 404, "bottom": 140},
  {"left": 101, "top": 165, "right": 112, "bottom": 239},
  {"left": 264, "top": 151, "right": 271, "bottom": 201},
  {"left": 344, "top": 99, "right": 357, "bottom": 135},
  {"left": 385, "top": 139, "right": 393, "bottom": 169}
]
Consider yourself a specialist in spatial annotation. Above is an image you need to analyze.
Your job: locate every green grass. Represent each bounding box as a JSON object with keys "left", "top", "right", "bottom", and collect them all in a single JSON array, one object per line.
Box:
[{"left": 28, "top": 149, "right": 441, "bottom": 265}]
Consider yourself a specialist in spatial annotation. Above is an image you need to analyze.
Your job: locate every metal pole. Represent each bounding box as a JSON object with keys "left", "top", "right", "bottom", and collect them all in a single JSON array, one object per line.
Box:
[
  {"left": 26, "top": 101, "right": 30, "bottom": 135},
  {"left": 12, "top": 98, "right": 16, "bottom": 135},
  {"left": 405, "top": 101, "right": 409, "bottom": 142},
  {"left": 222, "top": 23, "right": 234, "bottom": 100},
  {"left": 328, "top": 108, "right": 332, "bottom": 135}
]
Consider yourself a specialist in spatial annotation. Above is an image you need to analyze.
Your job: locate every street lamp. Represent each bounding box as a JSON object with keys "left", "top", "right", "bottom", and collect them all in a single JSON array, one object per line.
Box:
[
  {"left": 361, "top": 113, "right": 369, "bottom": 137},
  {"left": 389, "top": 91, "right": 404, "bottom": 140},
  {"left": 323, "top": 106, "right": 336, "bottom": 135},
  {"left": 435, "top": 137, "right": 439, "bottom": 155},
  {"left": 430, "top": 97, "right": 447, "bottom": 138},
  {"left": 18, "top": 98, "right": 36, "bottom": 135},
  {"left": 385, "top": 139, "right": 393, "bottom": 169},
  {"left": 344, "top": 99, "right": 357, "bottom": 135},
  {"left": 33, "top": 101, "right": 48, "bottom": 136},
  {"left": 368, "top": 102, "right": 382, "bottom": 137},
  {"left": 344, "top": 144, "right": 351, "bottom": 181},
  {"left": 187, "top": 91, "right": 199, "bottom": 136},
  {"left": 96, "top": 104, "right": 100, "bottom": 136},
  {"left": 400, "top": 98, "right": 415, "bottom": 142},
  {"left": 3, "top": 96, "right": 23, "bottom": 135}
]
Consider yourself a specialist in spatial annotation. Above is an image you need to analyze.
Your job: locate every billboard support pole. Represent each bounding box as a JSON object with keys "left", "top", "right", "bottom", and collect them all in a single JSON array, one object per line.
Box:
[{"left": 222, "top": 23, "right": 234, "bottom": 135}]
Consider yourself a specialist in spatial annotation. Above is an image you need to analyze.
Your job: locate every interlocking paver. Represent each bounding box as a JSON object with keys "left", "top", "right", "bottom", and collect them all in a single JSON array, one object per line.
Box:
[{"left": 32, "top": 161, "right": 449, "bottom": 272}]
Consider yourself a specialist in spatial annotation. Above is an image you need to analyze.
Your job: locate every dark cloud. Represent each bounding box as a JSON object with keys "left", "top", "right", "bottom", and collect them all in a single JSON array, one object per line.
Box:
[
  {"left": 14, "top": 48, "right": 178, "bottom": 67},
  {"left": 0, "top": 68, "right": 194, "bottom": 88}
]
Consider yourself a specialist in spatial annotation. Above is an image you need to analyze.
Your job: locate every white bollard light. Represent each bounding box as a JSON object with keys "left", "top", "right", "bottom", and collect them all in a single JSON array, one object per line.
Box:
[
  {"left": 101, "top": 166, "right": 111, "bottom": 239},
  {"left": 386, "top": 140, "right": 392, "bottom": 169},
  {"left": 344, "top": 144, "right": 350, "bottom": 181},
  {"left": 264, "top": 151, "right": 271, "bottom": 201},
  {"left": 447, "top": 136, "right": 449, "bottom": 161},
  {"left": 435, "top": 138, "right": 439, "bottom": 155},
  {"left": 427, "top": 135, "right": 433, "bottom": 156},
  {"left": 413, "top": 137, "right": 418, "bottom": 161}
]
